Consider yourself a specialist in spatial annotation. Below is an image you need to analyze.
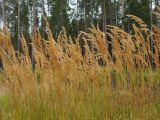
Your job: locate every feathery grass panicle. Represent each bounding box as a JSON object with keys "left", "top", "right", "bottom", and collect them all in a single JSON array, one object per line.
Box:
[{"left": 0, "top": 15, "right": 159, "bottom": 119}]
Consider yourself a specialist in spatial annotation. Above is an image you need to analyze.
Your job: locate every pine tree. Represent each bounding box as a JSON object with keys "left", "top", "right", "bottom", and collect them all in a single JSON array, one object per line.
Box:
[
  {"left": 50, "top": 0, "right": 70, "bottom": 38},
  {"left": 126, "top": 0, "right": 151, "bottom": 26}
]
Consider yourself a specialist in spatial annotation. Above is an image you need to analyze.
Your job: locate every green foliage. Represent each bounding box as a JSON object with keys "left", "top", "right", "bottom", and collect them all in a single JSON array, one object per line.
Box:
[
  {"left": 49, "top": 0, "right": 70, "bottom": 38},
  {"left": 126, "top": 0, "right": 151, "bottom": 27},
  {"left": 6, "top": 0, "right": 29, "bottom": 49}
]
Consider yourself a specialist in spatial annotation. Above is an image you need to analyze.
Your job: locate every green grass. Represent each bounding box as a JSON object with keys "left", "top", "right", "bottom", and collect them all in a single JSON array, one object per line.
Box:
[{"left": 0, "top": 69, "right": 160, "bottom": 120}]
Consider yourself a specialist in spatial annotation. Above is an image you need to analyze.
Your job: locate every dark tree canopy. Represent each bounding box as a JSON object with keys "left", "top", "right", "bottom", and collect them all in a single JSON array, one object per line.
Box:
[{"left": 0, "top": 0, "right": 157, "bottom": 49}]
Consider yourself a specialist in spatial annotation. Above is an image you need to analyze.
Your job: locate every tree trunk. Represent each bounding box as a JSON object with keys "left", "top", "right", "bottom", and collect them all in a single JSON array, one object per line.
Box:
[
  {"left": 121, "top": 0, "right": 125, "bottom": 30},
  {"left": 91, "top": 0, "right": 93, "bottom": 25},
  {"left": 60, "top": 0, "right": 64, "bottom": 27},
  {"left": 155, "top": 0, "right": 159, "bottom": 5},
  {"left": 32, "top": 0, "right": 36, "bottom": 70},
  {"left": 102, "top": 0, "right": 106, "bottom": 32},
  {"left": 109, "top": 0, "right": 112, "bottom": 25},
  {"left": 0, "top": 0, "right": 2, "bottom": 28},
  {"left": 41, "top": 0, "right": 46, "bottom": 38},
  {"left": 18, "top": 0, "right": 21, "bottom": 51},
  {"left": 32, "top": 0, "right": 36, "bottom": 38},
  {"left": 114, "top": 0, "right": 118, "bottom": 26},
  {"left": 150, "top": 0, "right": 154, "bottom": 67},
  {"left": 2, "top": 0, "right": 5, "bottom": 25},
  {"left": 84, "top": 0, "right": 87, "bottom": 30},
  {"left": 155, "top": 0, "right": 160, "bottom": 26}
]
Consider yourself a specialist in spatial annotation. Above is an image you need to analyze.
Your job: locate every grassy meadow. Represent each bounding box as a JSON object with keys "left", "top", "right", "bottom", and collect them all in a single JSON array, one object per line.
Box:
[{"left": 0, "top": 16, "right": 160, "bottom": 119}]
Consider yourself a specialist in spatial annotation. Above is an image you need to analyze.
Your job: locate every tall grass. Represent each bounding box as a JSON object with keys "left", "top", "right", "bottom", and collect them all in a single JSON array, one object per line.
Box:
[{"left": 0, "top": 16, "right": 159, "bottom": 119}]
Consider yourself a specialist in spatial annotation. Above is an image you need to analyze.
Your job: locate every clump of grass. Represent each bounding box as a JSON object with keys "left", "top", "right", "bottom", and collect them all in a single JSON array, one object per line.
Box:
[{"left": 0, "top": 16, "right": 159, "bottom": 119}]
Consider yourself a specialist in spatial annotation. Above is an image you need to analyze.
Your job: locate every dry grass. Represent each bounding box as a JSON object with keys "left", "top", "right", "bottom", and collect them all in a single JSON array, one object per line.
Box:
[{"left": 0, "top": 16, "right": 159, "bottom": 119}]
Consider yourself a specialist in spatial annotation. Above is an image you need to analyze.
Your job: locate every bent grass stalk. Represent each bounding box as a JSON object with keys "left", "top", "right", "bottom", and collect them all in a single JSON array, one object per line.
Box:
[{"left": 0, "top": 16, "right": 159, "bottom": 119}]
